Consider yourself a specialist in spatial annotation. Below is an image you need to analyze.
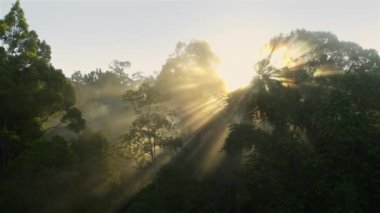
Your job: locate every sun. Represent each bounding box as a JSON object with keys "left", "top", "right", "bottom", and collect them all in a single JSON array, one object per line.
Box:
[
  {"left": 260, "top": 40, "right": 313, "bottom": 71},
  {"left": 270, "top": 46, "right": 291, "bottom": 68},
  {"left": 222, "top": 76, "right": 252, "bottom": 93},
  {"left": 217, "top": 61, "right": 257, "bottom": 93}
]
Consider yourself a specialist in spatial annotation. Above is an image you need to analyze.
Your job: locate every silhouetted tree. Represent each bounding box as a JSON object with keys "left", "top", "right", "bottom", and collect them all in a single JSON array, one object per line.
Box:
[
  {"left": 225, "top": 29, "right": 380, "bottom": 212},
  {"left": 0, "top": 1, "right": 83, "bottom": 168},
  {"left": 121, "top": 82, "right": 180, "bottom": 167},
  {"left": 155, "top": 40, "right": 226, "bottom": 101}
]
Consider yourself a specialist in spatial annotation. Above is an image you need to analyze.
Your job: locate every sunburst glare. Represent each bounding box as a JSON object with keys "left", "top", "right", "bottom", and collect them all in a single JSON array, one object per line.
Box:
[{"left": 180, "top": 96, "right": 227, "bottom": 133}]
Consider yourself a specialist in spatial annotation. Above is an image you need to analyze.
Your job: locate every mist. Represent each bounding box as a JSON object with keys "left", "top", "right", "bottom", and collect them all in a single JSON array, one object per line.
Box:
[{"left": 1, "top": 1, "right": 380, "bottom": 213}]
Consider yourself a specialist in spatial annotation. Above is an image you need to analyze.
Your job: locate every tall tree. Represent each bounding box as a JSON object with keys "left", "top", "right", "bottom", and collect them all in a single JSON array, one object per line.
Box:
[
  {"left": 155, "top": 40, "right": 226, "bottom": 101},
  {"left": 121, "top": 82, "right": 180, "bottom": 167},
  {"left": 225, "top": 29, "right": 380, "bottom": 212},
  {"left": 0, "top": 1, "right": 83, "bottom": 168}
]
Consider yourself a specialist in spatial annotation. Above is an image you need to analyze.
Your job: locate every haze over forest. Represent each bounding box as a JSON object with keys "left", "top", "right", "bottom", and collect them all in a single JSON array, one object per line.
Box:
[
  {"left": 1, "top": 0, "right": 379, "bottom": 91},
  {"left": 1, "top": 1, "right": 380, "bottom": 212}
]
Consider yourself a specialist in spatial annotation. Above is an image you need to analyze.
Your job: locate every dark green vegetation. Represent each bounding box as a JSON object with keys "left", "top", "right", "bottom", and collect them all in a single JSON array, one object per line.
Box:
[
  {"left": 125, "top": 33, "right": 380, "bottom": 212},
  {"left": 1, "top": 2, "right": 380, "bottom": 213}
]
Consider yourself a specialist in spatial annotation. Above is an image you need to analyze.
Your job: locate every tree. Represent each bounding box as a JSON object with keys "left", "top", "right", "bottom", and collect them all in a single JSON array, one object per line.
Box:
[
  {"left": 0, "top": 1, "right": 50, "bottom": 62},
  {"left": 108, "top": 59, "right": 132, "bottom": 85},
  {"left": 0, "top": 1, "right": 82, "bottom": 168},
  {"left": 121, "top": 82, "right": 180, "bottom": 167},
  {"left": 155, "top": 40, "right": 226, "bottom": 101},
  {"left": 44, "top": 107, "right": 86, "bottom": 136},
  {"left": 225, "top": 29, "right": 380, "bottom": 212},
  {"left": 71, "top": 60, "right": 133, "bottom": 86}
]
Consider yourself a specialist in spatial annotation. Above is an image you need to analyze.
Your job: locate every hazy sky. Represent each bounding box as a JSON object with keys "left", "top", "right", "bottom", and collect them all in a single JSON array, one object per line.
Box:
[{"left": 1, "top": 0, "right": 380, "bottom": 90}]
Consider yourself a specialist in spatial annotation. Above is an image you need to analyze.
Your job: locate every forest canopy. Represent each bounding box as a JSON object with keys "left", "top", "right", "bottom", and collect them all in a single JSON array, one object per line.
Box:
[{"left": 1, "top": 1, "right": 380, "bottom": 213}]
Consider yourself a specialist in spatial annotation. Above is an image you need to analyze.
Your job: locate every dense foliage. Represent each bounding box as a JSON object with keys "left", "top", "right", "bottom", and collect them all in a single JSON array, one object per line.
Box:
[
  {"left": 126, "top": 30, "right": 380, "bottom": 212},
  {"left": 0, "top": 3, "right": 115, "bottom": 212},
  {"left": 223, "top": 30, "right": 380, "bottom": 212},
  {"left": 2, "top": 2, "right": 380, "bottom": 213},
  {"left": 0, "top": 1, "right": 86, "bottom": 169}
]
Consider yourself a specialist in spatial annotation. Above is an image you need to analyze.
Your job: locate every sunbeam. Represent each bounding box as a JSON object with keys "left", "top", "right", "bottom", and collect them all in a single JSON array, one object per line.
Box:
[{"left": 179, "top": 96, "right": 227, "bottom": 133}]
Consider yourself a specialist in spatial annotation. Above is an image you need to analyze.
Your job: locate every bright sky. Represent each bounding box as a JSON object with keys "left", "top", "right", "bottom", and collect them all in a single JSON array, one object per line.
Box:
[{"left": 1, "top": 0, "right": 380, "bottom": 90}]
